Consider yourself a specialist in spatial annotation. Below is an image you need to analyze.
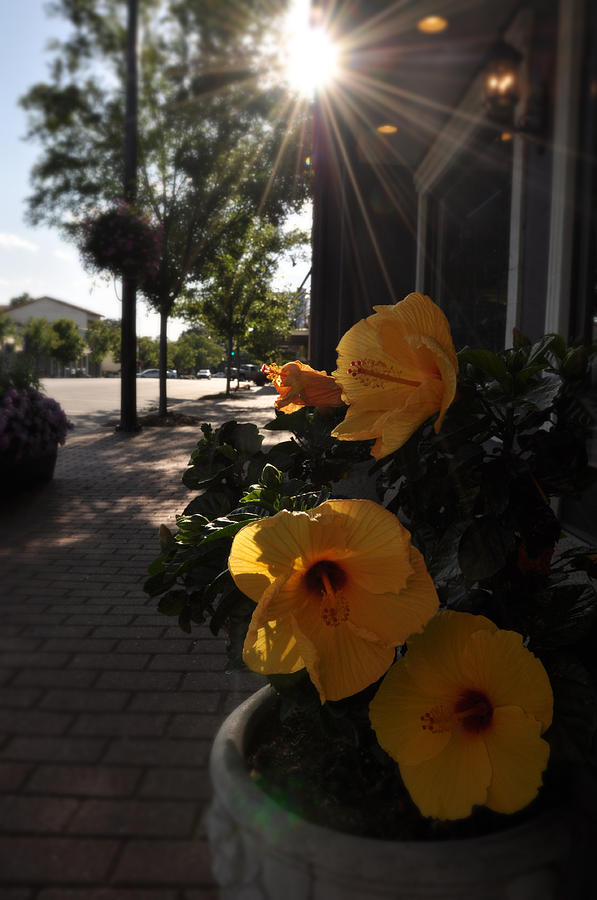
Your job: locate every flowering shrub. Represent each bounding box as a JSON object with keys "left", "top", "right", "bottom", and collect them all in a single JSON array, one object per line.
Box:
[
  {"left": 146, "top": 292, "right": 596, "bottom": 831},
  {"left": 0, "top": 387, "right": 73, "bottom": 460},
  {"left": 80, "top": 202, "right": 163, "bottom": 282}
]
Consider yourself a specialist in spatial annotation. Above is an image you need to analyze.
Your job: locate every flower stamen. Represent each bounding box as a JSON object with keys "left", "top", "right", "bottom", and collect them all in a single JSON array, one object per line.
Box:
[
  {"left": 420, "top": 692, "right": 493, "bottom": 735},
  {"left": 420, "top": 705, "right": 454, "bottom": 733},
  {"left": 320, "top": 573, "right": 350, "bottom": 627},
  {"left": 347, "top": 358, "right": 424, "bottom": 388}
]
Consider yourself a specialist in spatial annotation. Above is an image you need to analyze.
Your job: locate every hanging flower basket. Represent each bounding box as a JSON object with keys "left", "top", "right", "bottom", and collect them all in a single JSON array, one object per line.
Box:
[{"left": 80, "top": 202, "right": 163, "bottom": 282}]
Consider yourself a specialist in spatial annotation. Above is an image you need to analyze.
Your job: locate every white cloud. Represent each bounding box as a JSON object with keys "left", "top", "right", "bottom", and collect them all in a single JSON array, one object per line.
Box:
[
  {"left": 0, "top": 233, "right": 39, "bottom": 252},
  {"left": 53, "top": 248, "right": 76, "bottom": 262}
]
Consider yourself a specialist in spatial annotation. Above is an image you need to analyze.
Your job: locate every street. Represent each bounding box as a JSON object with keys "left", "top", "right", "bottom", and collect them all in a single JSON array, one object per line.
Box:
[{"left": 40, "top": 376, "right": 242, "bottom": 433}]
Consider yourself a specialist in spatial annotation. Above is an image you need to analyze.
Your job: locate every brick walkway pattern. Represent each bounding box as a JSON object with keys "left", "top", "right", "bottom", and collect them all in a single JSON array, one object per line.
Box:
[{"left": 0, "top": 392, "right": 272, "bottom": 900}]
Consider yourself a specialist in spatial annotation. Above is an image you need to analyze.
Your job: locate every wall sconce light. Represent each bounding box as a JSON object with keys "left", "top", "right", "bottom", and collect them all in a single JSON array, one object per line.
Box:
[{"left": 483, "top": 40, "right": 523, "bottom": 128}]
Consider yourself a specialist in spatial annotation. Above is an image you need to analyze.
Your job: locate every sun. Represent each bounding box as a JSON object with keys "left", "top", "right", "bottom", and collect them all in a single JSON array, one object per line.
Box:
[{"left": 282, "top": 0, "right": 339, "bottom": 97}]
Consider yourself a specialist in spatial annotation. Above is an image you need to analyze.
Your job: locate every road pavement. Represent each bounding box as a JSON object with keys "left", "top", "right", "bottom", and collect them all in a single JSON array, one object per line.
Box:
[{"left": 40, "top": 376, "right": 253, "bottom": 433}]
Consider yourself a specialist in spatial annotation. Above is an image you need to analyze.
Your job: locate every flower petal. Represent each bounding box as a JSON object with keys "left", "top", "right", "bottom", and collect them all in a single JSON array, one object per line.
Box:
[
  {"left": 376, "top": 292, "right": 458, "bottom": 370},
  {"left": 369, "top": 380, "right": 445, "bottom": 458},
  {"left": 243, "top": 616, "right": 305, "bottom": 676},
  {"left": 332, "top": 293, "right": 458, "bottom": 459},
  {"left": 370, "top": 661, "right": 452, "bottom": 767},
  {"left": 331, "top": 406, "right": 393, "bottom": 442},
  {"left": 401, "top": 611, "right": 497, "bottom": 697},
  {"left": 399, "top": 728, "right": 492, "bottom": 820},
  {"left": 463, "top": 630, "right": 553, "bottom": 731},
  {"left": 334, "top": 317, "right": 415, "bottom": 409},
  {"left": 347, "top": 545, "right": 438, "bottom": 643},
  {"left": 272, "top": 361, "right": 344, "bottom": 413},
  {"left": 415, "top": 335, "right": 458, "bottom": 431},
  {"left": 483, "top": 706, "right": 550, "bottom": 814},
  {"left": 229, "top": 511, "right": 312, "bottom": 600},
  {"left": 323, "top": 500, "right": 414, "bottom": 594},
  {"left": 292, "top": 606, "right": 395, "bottom": 702}
]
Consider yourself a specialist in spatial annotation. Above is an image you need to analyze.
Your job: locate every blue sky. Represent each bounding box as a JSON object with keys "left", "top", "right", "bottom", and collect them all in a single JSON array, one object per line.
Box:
[{"left": 0, "top": 1, "right": 311, "bottom": 339}]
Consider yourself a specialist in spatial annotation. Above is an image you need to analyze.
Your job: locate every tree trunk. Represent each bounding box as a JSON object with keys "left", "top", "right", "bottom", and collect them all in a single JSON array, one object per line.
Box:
[
  {"left": 118, "top": 0, "right": 139, "bottom": 432},
  {"left": 225, "top": 334, "right": 233, "bottom": 398},
  {"left": 159, "top": 307, "right": 168, "bottom": 417}
]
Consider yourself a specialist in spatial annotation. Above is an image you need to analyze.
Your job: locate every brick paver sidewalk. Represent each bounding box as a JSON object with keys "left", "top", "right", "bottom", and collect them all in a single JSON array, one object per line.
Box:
[{"left": 0, "top": 391, "right": 273, "bottom": 899}]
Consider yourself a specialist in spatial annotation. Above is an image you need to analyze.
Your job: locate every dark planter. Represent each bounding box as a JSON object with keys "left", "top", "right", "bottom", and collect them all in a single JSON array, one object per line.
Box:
[
  {"left": 206, "top": 685, "right": 572, "bottom": 900},
  {"left": 0, "top": 445, "right": 58, "bottom": 496}
]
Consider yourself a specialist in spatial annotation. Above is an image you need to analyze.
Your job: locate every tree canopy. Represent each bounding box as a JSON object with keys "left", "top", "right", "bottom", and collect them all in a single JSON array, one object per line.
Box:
[
  {"left": 50, "top": 318, "right": 86, "bottom": 367},
  {"left": 20, "top": 0, "right": 312, "bottom": 413},
  {"left": 180, "top": 217, "right": 306, "bottom": 393},
  {"left": 86, "top": 318, "right": 120, "bottom": 364}
]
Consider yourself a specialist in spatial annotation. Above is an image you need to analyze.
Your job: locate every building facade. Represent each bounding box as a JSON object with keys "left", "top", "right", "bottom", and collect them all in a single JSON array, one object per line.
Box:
[
  {"left": 309, "top": 0, "right": 596, "bottom": 540},
  {"left": 1, "top": 296, "right": 103, "bottom": 376}
]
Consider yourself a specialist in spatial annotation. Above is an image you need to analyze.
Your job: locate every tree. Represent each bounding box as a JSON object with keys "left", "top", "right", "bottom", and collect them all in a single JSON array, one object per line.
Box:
[
  {"left": 50, "top": 318, "right": 86, "bottom": 368},
  {"left": 0, "top": 313, "right": 14, "bottom": 349},
  {"left": 21, "top": 318, "right": 56, "bottom": 373},
  {"left": 182, "top": 218, "right": 306, "bottom": 395},
  {"left": 9, "top": 293, "right": 34, "bottom": 308},
  {"left": 171, "top": 329, "right": 223, "bottom": 376},
  {"left": 244, "top": 290, "right": 305, "bottom": 362},
  {"left": 20, "top": 0, "right": 312, "bottom": 415},
  {"left": 136, "top": 336, "right": 159, "bottom": 370},
  {"left": 86, "top": 319, "right": 120, "bottom": 364}
]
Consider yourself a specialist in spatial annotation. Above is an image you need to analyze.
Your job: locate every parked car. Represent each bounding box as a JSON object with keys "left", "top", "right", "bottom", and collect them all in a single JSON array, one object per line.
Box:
[
  {"left": 138, "top": 369, "right": 177, "bottom": 379},
  {"left": 196, "top": 369, "right": 212, "bottom": 379},
  {"left": 212, "top": 371, "right": 227, "bottom": 378}
]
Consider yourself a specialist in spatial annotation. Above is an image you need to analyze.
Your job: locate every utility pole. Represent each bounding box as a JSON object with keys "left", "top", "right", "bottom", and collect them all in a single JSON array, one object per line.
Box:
[{"left": 119, "top": 0, "right": 139, "bottom": 432}]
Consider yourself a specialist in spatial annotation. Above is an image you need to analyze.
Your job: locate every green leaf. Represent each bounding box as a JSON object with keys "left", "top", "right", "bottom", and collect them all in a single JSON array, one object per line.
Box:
[
  {"left": 457, "top": 349, "right": 509, "bottom": 381},
  {"left": 546, "top": 655, "right": 597, "bottom": 765},
  {"left": 458, "top": 517, "right": 515, "bottom": 585},
  {"left": 146, "top": 556, "right": 165, "bottom": 577},
  {"left": 517, "top": 374, "right": 561, "bottom": 412},
  {"left": 531, "top": 582, "right": 597, "bottom": 649},
  {"left": 182, "top": 461, "right": 235, "bottom": 490},
  {"left": 184, "top": 488, "right": 237, "bottom": 520},
  {"left": 265, "top": 407, "right": 309, "bottom": 431},
  {"left": 200, "top": 516, "right": 259, "bottom": 544},
  {"left": 260, "top": 463, "right": 283, "bottom": 489},
  {"left": 561, "top": 346, "right": 589, "bottom": 379},
  {"left": 174, "top": 513, "right": 209, "bottom": 544},
  {"left": 144, "top": 571, "right": 176, "bottom": 597},
  {"left": 158, "top": 591, "right": 187, "bottom": 616},
  {"left": 527, "top": 333, "right": 562, "bottom": 366},
  {"left": 227, "top": 422, "right": 264, "bottom": 456},
  {"left": 210, "top": 585, "right": 249, "bottom": 635}
]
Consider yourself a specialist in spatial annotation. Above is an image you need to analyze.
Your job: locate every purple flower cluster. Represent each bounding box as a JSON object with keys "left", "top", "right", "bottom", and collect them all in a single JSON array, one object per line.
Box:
[
  {"left": 0, "top": 388, "right": 74, "bottom": 460},
  {"left": 81, "top": 202, "right": 164, "bottom": 282}
]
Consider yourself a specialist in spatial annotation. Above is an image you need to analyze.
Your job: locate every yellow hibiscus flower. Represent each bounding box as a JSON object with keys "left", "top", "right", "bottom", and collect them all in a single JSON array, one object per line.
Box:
[
  {"left": 331, "top": 292, "right": 458, "bottom": 459},
  {"left": 267, "top": 360, "right": 344, "bottom": 414},
  {"left": 369, "top": 611, "right": 553, "bottom": 820},
  {"left": 228, "top": 499, "right": 439, "bottom": 703}
]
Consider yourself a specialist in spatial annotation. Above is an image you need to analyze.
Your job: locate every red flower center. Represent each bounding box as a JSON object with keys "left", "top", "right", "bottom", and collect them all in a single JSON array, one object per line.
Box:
[
  {"left": 304, "top": 559, "right": 347, "bottom": 594},
  {"left": 454, "top": 690, "right": 493, "bottom": 733},
  {"left": 304, "top": 560, "right": 349, "bottom": 627}
]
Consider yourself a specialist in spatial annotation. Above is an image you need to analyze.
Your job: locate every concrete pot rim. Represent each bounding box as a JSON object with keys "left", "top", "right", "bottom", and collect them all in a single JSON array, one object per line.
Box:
[{"left": 209, "top": 684, "right": 571, "bottom": 887}]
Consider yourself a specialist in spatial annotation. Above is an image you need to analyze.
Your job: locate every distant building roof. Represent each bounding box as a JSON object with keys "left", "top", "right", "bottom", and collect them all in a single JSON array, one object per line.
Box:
[{"left": 0, "top": 296, "right": 103, "bottom": 318}]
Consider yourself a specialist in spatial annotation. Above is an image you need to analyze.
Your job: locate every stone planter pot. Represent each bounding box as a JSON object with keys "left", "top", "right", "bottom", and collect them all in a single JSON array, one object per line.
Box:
[
  {"left": 206, "top": 685, "right": 571, "bottom": 900},
  {"left": 0, "top": 445, "right": 58, "bottom": 496}
]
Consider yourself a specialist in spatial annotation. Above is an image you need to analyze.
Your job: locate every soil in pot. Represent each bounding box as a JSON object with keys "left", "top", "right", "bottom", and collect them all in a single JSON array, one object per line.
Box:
[{"left": 247, "top": 694, "right": 560, "bottom": 842}]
